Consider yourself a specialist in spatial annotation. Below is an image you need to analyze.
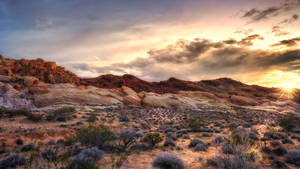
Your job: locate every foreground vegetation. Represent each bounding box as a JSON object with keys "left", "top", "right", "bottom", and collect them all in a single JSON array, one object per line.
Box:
[{"left": 0, "top": 106, "right": 299, "bottom": 169}]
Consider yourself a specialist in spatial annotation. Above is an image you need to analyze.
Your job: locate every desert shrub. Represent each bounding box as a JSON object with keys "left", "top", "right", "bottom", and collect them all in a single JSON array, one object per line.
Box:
[
  {"left": 194, "top": 143, "right": 208, "bottom": 152},
  {"left": 242, "top": 149, "right": 260, "bottom": 162},
  {"left": 0, "top": 154, "right": 26, "bottom": 169},
  {"left": 46, "top": 107, "right": 76, "bottom": 121},
  {"left": 164, "top": 137, "right": 176, "bottom": 147},
  {"left": 21, "top": 143, "right": 35, "bottom": 152},
  {"left": 185, "top": 117, "right": 204, "bottom": 129},
  {"left": 206, "top": 155, "right": 257, "bottom": 169},
  {"left": 15, "top": 138, "right": 24, "bottom": 145},
  {"left": 222, "top": 143, "right": 235, "bottom": 154},
  {"left": 87, "top": 114, "right": 98, "bottom": 123},
  {"left": 73, "top": 147, "right": 104, "bottom": 162},
  {"left": 230, "top": 128, "right": 255, "bottom": 146},
  {"left": 41, "top": 149, "right": 57, "bottom": 161},
  {"left": 4, "top": 109, "right": 29, "bottom": 117},
  {"left": 26, "top": 112, "right": 43, "bottom": 122},
  {"left": 152, "top": 152, "right": 185, "bottom": 169},
  {"left": 76, "top": 125, "right": 115, "bottom": 148},
  {"left": 117, "top": 129, "right": 139, "bottom": 150},
  {"left": 63, "top": 135, "right": 76, "bottom": 146},
  {"left": 142, "top": 132, "right": 164, "bottom": 147},
  {"left": 119, "top": 112, "right": 129, "bottom": 122},
  {"left": 279, "top": 114, "right": 296, "bottom": 131},
  {"left": 214, "top": 135, "right": 227, "bottom": 145},
  {"left": 188, "top": 139, "right": 204, "bottom": 148},
  {"left": 63, "top": 159, "right": 99, "bottom": 169},
  {"left": 285, "top": 149, "right": 300, "bottom": 166},
  {"left": 272, "top": 146, "right": 287, "bottom": 156}
]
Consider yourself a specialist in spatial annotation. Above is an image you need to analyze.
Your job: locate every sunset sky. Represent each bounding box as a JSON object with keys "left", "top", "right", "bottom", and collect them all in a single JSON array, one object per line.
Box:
[{"left": 0, "top": 0, "right": 299, "bottom": 89}]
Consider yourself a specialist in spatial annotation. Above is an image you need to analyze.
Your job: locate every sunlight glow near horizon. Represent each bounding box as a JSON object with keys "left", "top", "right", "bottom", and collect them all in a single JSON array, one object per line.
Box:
[{"left": 254, "top": 70, "right": 300, "bottom": 90}]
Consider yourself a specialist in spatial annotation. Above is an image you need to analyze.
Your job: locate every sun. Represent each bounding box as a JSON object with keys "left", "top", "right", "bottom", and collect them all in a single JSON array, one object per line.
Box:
[{"left": 252, "top": 70, "right": 299, "bottom": 96}]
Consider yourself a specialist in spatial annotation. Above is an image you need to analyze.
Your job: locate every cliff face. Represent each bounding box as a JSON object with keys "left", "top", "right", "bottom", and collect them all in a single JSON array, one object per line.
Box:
[{"left": 0, "top": 55, "right": 80, "bottom": 85}]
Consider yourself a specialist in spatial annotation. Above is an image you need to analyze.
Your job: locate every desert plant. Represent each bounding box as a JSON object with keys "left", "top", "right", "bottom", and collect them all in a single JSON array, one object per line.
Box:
[
  {"left": 206, "top": 155, "right": 257, "bottom": 169},
  {"left": 63, "top": 159, "right": 99, "bottom": 169},
  {"left": 230, "top": 128, "right": 255, "bottom": 146},
  {"left": 214, "top": 135, "right": 227, "bottom": 145},
  {"left": 26, "top": 112, "right": 43, "bottom": 122},
  {"left": 222, "top": 143, "right": 235, "bottom": 154},
  {"left": 63, "top": 135, "right": 76, "bottom": 146},
  {"left": 284, "top": 149, "right": 300, "bottom": 166},
  {"left": 0, "top": 154, "right": 26, "bottom": 169},
  {"left": 185, "top": 117, "right": 204, "bottom": 129},
  {"left": 87, "top": 113, "right": 98, "bottom": 123},
  {"left": 142, "top": 132, "right": 164, "bottom": 147},
  {"left": 242, "top": 149, "right": 260, "bottom": 162},
  {"left": 188, "top": 139, "right": 205, "bottom": 148},
  {"left": 279, "top": 114, "right": 296, "bottom": 131},
  {"left": 152, "top": 152, "right": 185, "bottom": 169},
  {"left": 117, "top": 129, "right": 139, "bottom": 150},
  {"left": 73, "top": 147, "right": 104, "bottom": 162},
  {"left": 194, "top": 143, "right": 208, "bottom": 152},
  {"left": 15, "top": 138, "right": 24, "bottom": 145},
  {"left": 76, "top": 125, "right": 115, "bottom": 148},
  {"left": 119, "top": 112, "right": 130, "bottom": 122},
  {"left": 4, "top": 109, "right": 29, "bottom": 117},
  {"left": 46, "top": 107, "right": 76, "bottom": 121}
]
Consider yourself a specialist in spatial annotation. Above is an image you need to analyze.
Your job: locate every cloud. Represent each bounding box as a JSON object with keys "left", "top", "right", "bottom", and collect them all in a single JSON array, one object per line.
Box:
[
  {"left": 242, "top": 1, "right": 300, "bottom": 23},
  {"left": 147, "top": 39, "right": 224, "bottom": 64},
  {"left": 272, "top": 26, "right": 290, "bottom": 36},
  {"left": 224, "top": 34, "right": 264, "bottom": 46},
  {"left": 279, "top": 14, "right": 299, "bottom": 24},
  {"left": 271, "top": 14, "right": 298, "bottom": 36},
  {"left": 242, "top": 6, "right": 284, "bottom": 22},
  {"left": 71, "top": 37, "right": 300, "bottom": 81},
  {"left": 272, "top": 37, "right": 300, "bottom": 47}
]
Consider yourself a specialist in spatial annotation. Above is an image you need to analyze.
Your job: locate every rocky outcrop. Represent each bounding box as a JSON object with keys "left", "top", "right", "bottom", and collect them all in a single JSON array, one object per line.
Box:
[
  {"left": 0, "top": 55, "right": 293, "bottom": 111},
  {"left": 0, "top": 82, "right": 35, "bottom": 110},
  {"left": 0, "top": 56, "right": 80, "bottom": 85}
]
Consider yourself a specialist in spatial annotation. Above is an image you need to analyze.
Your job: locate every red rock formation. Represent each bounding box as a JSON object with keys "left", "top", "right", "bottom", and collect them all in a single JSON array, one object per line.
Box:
[
  {"left": 0, "top": 55, "right": 277, "bottom": 100},
  {"left": 0, "top": 56, "right": 80, "bottom": 85}
]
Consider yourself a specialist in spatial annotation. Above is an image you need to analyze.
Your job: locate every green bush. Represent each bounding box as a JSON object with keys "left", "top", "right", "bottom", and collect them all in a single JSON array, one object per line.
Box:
[
  {"left": 46, "top": 107, "right": 76, "bottom": 121},
  {"left": 279, "top": 114, "right": 296, "bottom": 131},
  {"left": 142, "top": 132, "right": 164, "bottom": 147},
  {"left": 185, "top": 117, "right": 204, "bottom": 129},
  {"left": 76, "top": 125, "right": 115, "bottom": 148}
]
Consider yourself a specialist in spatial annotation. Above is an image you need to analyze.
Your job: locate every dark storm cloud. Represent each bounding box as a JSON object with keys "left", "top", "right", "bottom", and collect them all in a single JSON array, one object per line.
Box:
[
  {"left": 77, "top": 37, "right": 300, "bottom": 81},
  {"left": 272, "top": 37, "right": 300, "bottom": 47}
]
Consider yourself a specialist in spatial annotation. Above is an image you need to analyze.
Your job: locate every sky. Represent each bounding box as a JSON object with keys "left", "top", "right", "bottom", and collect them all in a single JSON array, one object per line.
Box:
[{"left": 0, "top": 0, "right": 299, "bottom": 89}]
